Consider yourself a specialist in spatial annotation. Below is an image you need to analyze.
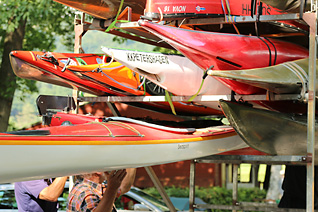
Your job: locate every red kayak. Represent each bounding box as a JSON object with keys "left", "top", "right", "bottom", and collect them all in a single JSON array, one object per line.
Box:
[
  {"left": 143, "top": 0, "right": 308, "bottom": 34},
  {"left": 53, "top": 0, "right": 287, "bottom": 21},
  {"left": 139, "top": 20, "right": 309, "bottom": 95},
  {"left": 52, "top": 0, "right": 306, "bottom": 31},
  {"left": 145, "top": 0, "right": 289, "bottom": 20},
  {"left": 10, "top": 51, "right": 116, "bottom": 96},
  {"left": 10, "top": 50, "right": 222, "bottom": 116},
  {"left": 53, "top": 0, "right": 146, "bottom": 21},
  {"left": 0, "top": 115, "right": 247, "bottom": 183}
]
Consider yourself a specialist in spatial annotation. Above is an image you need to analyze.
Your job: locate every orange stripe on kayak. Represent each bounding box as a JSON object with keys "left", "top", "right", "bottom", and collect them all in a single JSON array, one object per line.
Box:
[{"left": 0, "top": 132, "right": 237, "bottom": 145}]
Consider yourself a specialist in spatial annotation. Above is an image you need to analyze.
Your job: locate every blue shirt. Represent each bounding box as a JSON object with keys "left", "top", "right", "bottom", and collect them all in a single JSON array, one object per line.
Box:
[{"left": 15, "top": 179, "right": 58, "bottom": 212}]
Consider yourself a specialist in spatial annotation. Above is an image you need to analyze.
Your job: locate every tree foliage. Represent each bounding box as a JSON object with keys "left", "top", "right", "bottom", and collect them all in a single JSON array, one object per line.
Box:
[
  {"left": 0, "top": 0, "right": 75, "bottom": 131},
  {"left": 0, "top": 0, "right": 74, "bottom": 94},
  {"left": 1, "top": 0, "right": 74, "bottom": 50},
  {"left": 143, "top": 186, "right": 267, "bottom": 212}
]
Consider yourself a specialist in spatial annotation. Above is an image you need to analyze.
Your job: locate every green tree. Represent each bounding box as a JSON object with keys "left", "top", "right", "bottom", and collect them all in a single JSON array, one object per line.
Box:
[{"left": 0, "top": 0, "right": 74, "bottom": 131}]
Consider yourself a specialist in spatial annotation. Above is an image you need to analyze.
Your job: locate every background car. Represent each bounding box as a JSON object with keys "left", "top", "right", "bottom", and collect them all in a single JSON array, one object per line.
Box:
[
  {"left": 116, "top": 187, "right": 173, "bottom": 211},
  {"left": 0, "top": 184, "right": 16, "bottom": 210}
]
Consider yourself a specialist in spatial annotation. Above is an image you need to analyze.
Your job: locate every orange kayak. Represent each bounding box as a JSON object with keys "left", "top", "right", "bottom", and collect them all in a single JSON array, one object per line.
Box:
[
  {"left": 10, "top": 50, "right": 222, "bottom": 116},
  {"left": 67, "top": 62, "right": 146, "bottom": 96}
]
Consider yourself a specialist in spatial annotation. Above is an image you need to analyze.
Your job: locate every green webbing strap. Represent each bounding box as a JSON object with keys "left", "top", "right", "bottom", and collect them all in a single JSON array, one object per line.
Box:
[
  {"left": 143, "top": 79, "right": 146, "bottom": 96},
  {"left": 105, "top": 0, "right": 125, "bottom": 32},
  {"left": 188, "top": 65, "right": 214, "bottom": 102},
  {"left": 165, "top": 90, "right": 176, "bottom": 115},
  {"left": 187, "top": 79, "right": 204, "bottom": 102},
  {"left": 117, "top": 20, "right": 130, "bottom": 23},
  {"left": 137, "top": 76, "right": 147, "bottom": 96}
]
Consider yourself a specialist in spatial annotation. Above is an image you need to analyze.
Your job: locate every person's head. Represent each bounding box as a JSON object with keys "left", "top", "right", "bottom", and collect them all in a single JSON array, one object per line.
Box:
[{"left": 83, "top": 172, "right": 106, "bottom": 184}]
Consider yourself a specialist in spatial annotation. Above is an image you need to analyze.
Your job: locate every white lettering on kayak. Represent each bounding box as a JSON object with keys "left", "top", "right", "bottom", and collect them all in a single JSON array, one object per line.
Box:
[
  {"left": 126, "top": 53, "right": 169, "bottom": 64},
  {"left": 173, "top": 5, "right": 186, "bottom": 12},
  {"left": 178, "top": 144, "right": 189, "bottom": 150}
]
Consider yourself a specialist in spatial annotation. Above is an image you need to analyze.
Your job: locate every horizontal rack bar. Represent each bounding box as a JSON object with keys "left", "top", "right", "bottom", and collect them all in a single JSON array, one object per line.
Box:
[
  {"left": 78, "top": 94, "right": 301, "bottom": 103},
  {"left": 195, "top": 155, "right": 308, "bottom": 165},
  {"left": 115, "top": 13, "right": 303, "bottom": 28},
  {"left": 173, "top": 13, "right": 303, "bottom": 26}
]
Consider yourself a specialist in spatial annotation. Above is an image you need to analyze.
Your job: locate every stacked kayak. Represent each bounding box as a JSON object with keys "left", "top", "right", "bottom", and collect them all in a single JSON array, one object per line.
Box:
[
  {"left": 52, "top": 0, "right": 146, "bottom": 21},
  {"left": 10, "top": 50, "right": 223, "bottom": 116},
  {"left": 101, "top": 48, "right": 232, "bottom": 113},
  {"left": 219, "top": 99, "right": 318, "bottom": 160},
  {"left": 7, "top": 0, "right": 315, "bottom": 184},
  {"left": 138, "top": 20, "right": 308, "bottom": 94},
  {"left": 0, "top": 114, "right": 247, "bottom": 183}
]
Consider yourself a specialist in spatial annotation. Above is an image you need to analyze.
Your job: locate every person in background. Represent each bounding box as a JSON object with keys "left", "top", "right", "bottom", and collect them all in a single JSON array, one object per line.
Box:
[
  {"left": 67, "top": 168, "right": 136, "bottom": 212},
  {"left": 278, "top": 165, "right": 318, "bottom": 209},
  {"left": 15, "top": 176, "right": 68, "bottom": 212}
]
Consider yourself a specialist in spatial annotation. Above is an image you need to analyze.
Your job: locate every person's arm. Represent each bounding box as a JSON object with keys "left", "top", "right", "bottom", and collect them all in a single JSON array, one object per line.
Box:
[
  {"left": 93, "top": 170, "right": 127, "bottom": 212},
  {"left": 39, "top": 177, "right": 68, "bottom": 202},
  {"left": 119, "top": 168, "right": 136, "bottom": 194}
]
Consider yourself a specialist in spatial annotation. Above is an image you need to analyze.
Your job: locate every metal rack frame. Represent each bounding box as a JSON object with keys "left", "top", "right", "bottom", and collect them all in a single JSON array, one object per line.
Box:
[
  {"left": 189, "top": 155, "right": 315, "bottom": 212},
  {"left": 71, "top": 1, "right": 317, "bottom": 211},
  {"left": 186, "top": 4, "right": 317, "bottom": 209}
]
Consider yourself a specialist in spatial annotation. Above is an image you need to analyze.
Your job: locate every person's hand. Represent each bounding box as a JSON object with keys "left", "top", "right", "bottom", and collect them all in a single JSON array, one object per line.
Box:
[
  {"left": 105, "top": 169, "right": 127, "bottom": 191},
  {"left": 95, "top": 171, "right": 127, "bottom": 212}
]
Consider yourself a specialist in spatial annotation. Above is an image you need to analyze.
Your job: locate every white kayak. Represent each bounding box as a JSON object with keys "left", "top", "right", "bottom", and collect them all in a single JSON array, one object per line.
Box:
[
  {"left": 101, "top": 47, "right": 232, "bottom": 111},
  {"left": 0, "top": 115, "right": 247, "bottom": 183}
]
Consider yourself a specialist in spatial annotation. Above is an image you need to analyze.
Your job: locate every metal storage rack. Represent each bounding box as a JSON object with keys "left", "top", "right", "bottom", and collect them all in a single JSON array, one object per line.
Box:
[
  {"left": 71, "top": 1, "right": 317, "bottom": 211},
  {"left": 189, "top": 155, "right": 314, "bottom": 212}
]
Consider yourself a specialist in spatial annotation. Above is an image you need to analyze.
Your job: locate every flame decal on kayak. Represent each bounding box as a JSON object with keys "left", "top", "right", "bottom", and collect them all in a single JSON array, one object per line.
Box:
[{"left": 29, "top": 51, "right": 37, "bottom": 61}]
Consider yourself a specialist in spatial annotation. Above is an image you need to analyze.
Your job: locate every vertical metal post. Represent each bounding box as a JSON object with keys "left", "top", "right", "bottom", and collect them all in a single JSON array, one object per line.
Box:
[
  {"left": 253, "top": 165, "right": 260, "bottom": 188},
  {"left": 232, "top": 164, "right": 239, "bottom": 212},
  {"left": 189, "top": 160, "right": 196, "bottom": 212},
  {"left": 72, "top": 12, "right": 88, "bottom": 114},
  {"left": 228, "top": 164, "right": 233, "bottom": 184},
  {"left": 307, "top": 18, "right": 317, "bottom": 212},
  {"left": 144, "top": 167, "right": 177, "bottom": 212},
  {"left": 300, "top": 0, "right": 305, "bottom": 19},
  {"left": 69, "top": 12, "right": 87, "bottom": 191},
  {"left": 74, "top": 12, "right": 86, "bottom": 54},
  {"left": 304, "top": 3, "right": 317, "bottom": 211}
]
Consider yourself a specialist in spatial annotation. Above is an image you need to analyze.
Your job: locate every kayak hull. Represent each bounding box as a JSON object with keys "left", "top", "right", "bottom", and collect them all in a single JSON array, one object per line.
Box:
[
  {"left": 210, "top": 58, "right": 317, "bottom": 114},
  {"left": 102, "top": 47, "right": 232, "bottom": 112},
  {"left": 219, "top": 100, "right": 318, "bottom": 158},
  {"left": 259, "top": 0, "right": 311, "bottom": 13},
  {"left": 0, "top": 119, "right": 246, "bottom": 183},
  {"left": 144, "top": 0, "right": 291, "bottom": 20},
  {"left": 139, "top": 20, "right": 309, "bottom": 95},
  {"left": 209, "top": 58, "right": 313, "bottom": 95},
  {"left": 53, "top": 0, "right": 146, "bottom": 21}
]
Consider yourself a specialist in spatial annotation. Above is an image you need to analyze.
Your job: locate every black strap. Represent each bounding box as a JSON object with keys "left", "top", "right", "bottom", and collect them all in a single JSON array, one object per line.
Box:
[{"left": 40, "top": 53, "right": 59, "bottom": 66}]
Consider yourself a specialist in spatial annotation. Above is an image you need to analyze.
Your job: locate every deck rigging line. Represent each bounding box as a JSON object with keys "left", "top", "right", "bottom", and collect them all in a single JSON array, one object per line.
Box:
[{"left": 104, "top": 117, "right": 196, "bottom": 134}]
